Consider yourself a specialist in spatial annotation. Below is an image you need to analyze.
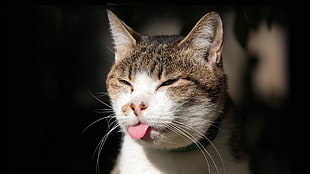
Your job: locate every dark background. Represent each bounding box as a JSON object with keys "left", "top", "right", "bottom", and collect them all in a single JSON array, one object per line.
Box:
[{"left": 3, "top": 4, "right": 290, "bottom": 174}]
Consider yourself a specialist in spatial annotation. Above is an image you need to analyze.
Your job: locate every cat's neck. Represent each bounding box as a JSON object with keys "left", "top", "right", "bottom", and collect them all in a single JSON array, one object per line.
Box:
[
  {"left": 168, "top": 116, "right": 221, "bottom": 152},
  {"left": 117, "top": 102, "right": 249, "bottom": 174}
]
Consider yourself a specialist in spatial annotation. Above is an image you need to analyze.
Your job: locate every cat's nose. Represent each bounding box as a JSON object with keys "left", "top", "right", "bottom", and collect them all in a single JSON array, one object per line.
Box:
[{"left": 130, "top": 102, "right": 148, "bottom": 116}]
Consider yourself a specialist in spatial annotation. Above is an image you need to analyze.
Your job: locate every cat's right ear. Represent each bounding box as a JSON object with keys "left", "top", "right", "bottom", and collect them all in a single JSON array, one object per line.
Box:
[
  {"left": 177, "top": 12, "right": 223, "bottom": 66},
  {"left": 107, "top": 10, "right": 141, "bottom": 61}
]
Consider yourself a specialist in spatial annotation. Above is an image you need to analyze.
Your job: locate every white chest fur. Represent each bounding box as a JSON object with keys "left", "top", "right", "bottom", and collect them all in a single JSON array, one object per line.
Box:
[{"left": 116, "top": 120, "right": 250, "bottom": 174}]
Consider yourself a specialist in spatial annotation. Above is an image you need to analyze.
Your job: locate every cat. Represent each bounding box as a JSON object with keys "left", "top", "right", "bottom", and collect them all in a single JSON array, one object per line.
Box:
[{"left": 105, "top": 9, "right": 250, "bottom": 174}]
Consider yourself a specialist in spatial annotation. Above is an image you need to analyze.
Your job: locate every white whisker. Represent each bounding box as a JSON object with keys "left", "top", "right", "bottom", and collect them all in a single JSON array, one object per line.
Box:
[
  {"left": 96, "top": 91, "right": 110, "bottom": 97},
  {"left": 82, "top": 113, "right": 116, "bottom": 134},
  {"left": 166, "top": 124, "right": 211, "bottom": 174},
  {"left": 85, "top": 91, "right": 118, "bottom": 173},
  {"left": 94, "top": 122, "right": 120, "bottom": 174},
  {"left": 106, "top": 117, "right": 118, "bottom": 129},
  {"left": 94, "top": 109, "right": 114, "bottom": 114},
  {"left": 82, "top": 117, "right": 105, "bottom": 134},
  {"left": 173, "top": 120, "right": 225, "bottom": 174},
  {"left": 88, "top": 90, "right": 112, "bottom": 109}
]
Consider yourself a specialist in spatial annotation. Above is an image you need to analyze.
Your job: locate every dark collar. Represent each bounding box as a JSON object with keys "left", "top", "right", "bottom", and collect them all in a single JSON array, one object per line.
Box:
[{"left": 169, "top": 117, "right": 221, "bottom": 152}]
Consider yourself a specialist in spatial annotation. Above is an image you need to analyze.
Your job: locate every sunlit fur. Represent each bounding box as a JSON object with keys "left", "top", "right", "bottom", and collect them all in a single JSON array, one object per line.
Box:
[{"left": 90, "top": 10, "right": 252, "bottom": 174}]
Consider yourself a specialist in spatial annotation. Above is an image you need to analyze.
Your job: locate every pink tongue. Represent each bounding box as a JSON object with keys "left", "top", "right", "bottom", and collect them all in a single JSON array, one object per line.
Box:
[{"left": 128, "top": 123, "right": 150, "bottom": 139}]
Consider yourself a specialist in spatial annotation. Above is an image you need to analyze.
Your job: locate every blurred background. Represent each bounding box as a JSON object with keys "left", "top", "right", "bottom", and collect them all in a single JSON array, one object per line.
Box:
[{"left": 3, "top": 4, "right": 290, "bottom": 174}]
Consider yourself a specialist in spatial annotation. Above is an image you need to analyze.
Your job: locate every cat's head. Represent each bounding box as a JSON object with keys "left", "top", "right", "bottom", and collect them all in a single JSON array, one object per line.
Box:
[{"left": 106, "top": 10, "right": 226, "bottom": 150}]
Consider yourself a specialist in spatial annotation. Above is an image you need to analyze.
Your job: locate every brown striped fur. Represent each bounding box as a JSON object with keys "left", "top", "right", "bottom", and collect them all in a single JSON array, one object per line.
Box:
[{"left": 105, "top": 10, "right": 249, "bottom": 174}]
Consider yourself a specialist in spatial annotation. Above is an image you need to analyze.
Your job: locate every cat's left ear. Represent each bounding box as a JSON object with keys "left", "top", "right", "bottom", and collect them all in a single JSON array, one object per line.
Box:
[
  {"left": 107, "top": 10, "right": 141, "bottom": 61},
  {"left": 178, "top": 12, "right": 223, "bottom": 65}
]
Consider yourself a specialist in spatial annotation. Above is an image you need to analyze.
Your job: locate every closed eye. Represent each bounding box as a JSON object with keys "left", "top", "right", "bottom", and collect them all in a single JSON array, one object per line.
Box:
[
  {"left": 118, "top": 79, "right": 132, "bottom": 87},
  {"left": 159, "top": 78, "right": 179, "bottom": 87}
]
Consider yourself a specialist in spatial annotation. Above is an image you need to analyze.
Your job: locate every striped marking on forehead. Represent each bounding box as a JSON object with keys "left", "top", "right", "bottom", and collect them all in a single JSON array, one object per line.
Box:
[{"left": 125, "top": 57, "right": 164, "bottom": 81}]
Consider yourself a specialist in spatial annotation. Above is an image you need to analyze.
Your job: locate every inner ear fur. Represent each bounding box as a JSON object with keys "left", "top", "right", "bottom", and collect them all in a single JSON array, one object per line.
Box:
[{"left": 178, "top": 12, "right": 223, "bottom": 64}]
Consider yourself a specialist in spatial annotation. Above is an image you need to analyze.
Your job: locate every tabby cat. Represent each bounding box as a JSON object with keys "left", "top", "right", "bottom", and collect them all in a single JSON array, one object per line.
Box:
[{"left": 105, "top": 9, "right": 250, "bottom": 174}]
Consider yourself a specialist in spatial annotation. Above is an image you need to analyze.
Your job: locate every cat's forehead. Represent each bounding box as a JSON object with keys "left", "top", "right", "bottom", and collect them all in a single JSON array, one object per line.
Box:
[
  {"left": 144, "top": 35, "right": 184, "bottom": 45},
  {"left": 135, "top": 35, "right": 183, "bottom": 54},
  {"left": 114, "top": 37, "right": 181, "bottom": 70}
]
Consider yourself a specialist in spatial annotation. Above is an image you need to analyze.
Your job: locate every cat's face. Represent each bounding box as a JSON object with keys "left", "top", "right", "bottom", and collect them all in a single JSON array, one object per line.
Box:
[{"left": 106, "top": 10, "right": 225, "bottom": 150}]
